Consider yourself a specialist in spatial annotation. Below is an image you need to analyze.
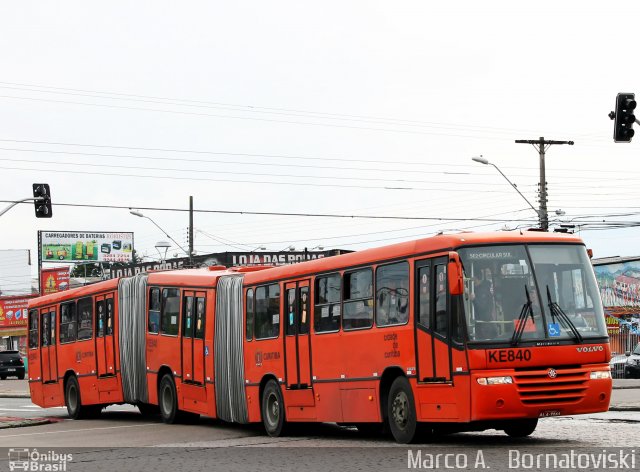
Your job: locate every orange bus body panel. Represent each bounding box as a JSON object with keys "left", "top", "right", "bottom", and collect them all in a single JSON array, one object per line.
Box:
[{"left": 26, "top": 231, "right": 610, "bottom": 434}]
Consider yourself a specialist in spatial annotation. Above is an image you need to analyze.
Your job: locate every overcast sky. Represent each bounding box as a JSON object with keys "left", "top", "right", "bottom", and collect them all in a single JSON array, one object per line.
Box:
[{"left": 1, "top": 1, "right": 639, "bottom": 285}]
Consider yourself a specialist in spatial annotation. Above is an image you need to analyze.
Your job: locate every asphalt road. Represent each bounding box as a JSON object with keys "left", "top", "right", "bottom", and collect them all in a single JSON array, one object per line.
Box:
[{"left": 0, "top": 396, "right": 639, "bottom": 471}]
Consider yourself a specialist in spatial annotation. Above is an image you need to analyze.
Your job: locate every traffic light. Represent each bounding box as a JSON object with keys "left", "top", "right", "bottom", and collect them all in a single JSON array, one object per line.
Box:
[
  {"left": 611, "top": 93, "right": 637, "bottom": 142},
  {"left": 32, "top": 183, "right": 52, "bottom": 218}
]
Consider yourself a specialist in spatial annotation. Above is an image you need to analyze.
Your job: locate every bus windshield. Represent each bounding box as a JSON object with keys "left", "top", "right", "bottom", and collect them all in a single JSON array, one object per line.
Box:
[{"left": 459, "top": 244, "right": 607, "bottom": 343}]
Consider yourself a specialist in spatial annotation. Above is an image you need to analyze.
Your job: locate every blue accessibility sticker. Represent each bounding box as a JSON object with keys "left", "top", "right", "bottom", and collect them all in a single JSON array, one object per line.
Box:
[
  {"left": 205, "top": 346, "right": 209, "bottom": 356},
  {"left": 548, "top": 323, "right": 561, "bottom": 337}
]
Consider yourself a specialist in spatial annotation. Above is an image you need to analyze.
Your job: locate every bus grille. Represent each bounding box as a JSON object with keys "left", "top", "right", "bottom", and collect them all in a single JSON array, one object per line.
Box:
[{"left": 514, "top": 367, "right": 589, "bottom": 405}]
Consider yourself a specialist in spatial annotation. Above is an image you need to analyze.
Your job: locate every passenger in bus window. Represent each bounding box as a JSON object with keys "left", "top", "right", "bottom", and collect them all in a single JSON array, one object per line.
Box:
[
  {"left": 472, "top": 270, "right": 496, "bottom": 339},
  {"left": 377, "top": 283, "right": 408, "bottom": 326}
]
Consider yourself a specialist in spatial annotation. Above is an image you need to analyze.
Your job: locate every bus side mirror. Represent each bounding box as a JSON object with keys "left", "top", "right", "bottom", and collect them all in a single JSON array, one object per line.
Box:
[{"left": 448, "top": 253, "right": 464, "bottom": 296}]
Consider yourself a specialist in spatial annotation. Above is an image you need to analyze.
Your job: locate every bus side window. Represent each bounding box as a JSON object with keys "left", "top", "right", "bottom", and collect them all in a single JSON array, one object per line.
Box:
[
  {"left": 434, "top": 264, "right": 448, "bottom": 337},
  {"left": 255, "top": 284, "right": 280, "bottom": 339},
  {"left": 299, "top": 287, "right": 310, "bottom": 335},
  {"left": 96, "top": 300, "right": 105, "bottom": 338},
  {"left": 376, "top": 261, "right": 409, "bottom": 327},
  {"left": 60, "top": 302, "right": 77, "bottom": 344},
  {"left": 49, "top": 310, "right": 56, "bottom": 345},
  {"left": 195, "top": 297, "right": 206, "bottom": 340},
  {"left": 314, "top": 274, "right": 341, "bottom": 333},
  {"left": 182, "top": 296, "right": 195, "bottom": 338},
  {"left": 77, "top": 297, "right": 93, "bottom": 341},
  {"left": 417, "top": 266, "right": 431, "bottom": 329},
  {"left": 148, "top": 288, "right": 160, "bottom": 334},
  {"left": 161, "top": 288, "right": 180, "bottom": 336},
  {"left": 343, "top": 268, "right": 373, "bottom": 330},
  {"left": 29, "top": 309, "right": 39, "bottom": 349},
  {"left": 286, "top": 288, "right": 297, "bottom": 336},
  {"left": 106, "top": 298, "right": 114, "bottom": 336},
  {"left": 246, "top": 289, "right": 254, "bottom": 341}
]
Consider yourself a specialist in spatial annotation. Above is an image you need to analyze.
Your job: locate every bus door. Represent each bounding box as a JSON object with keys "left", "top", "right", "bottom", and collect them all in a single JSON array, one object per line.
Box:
[
  {"left": 95, "top": 296, "right": 116, "bottom": 377},
  {"left": 415, "top": 258, "right": 451, "bottom": 382},
  {"left": 40, "top": 308, "right": 58, "bottom": 383},
  {"left": 181, "top": 291, "right": 206, "bottom": 385},
  {"left": 284, "top": 280, "right": 312, "bottom": 389},
  {"left": 28, "top": 309, "right": 41, "bottom": 383}
]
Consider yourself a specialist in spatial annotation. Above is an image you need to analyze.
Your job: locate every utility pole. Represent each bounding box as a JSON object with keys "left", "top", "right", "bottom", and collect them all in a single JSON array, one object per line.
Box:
[
  {"left": 514, "top": 137, "right": 574, "bottom": 231},
  {"left": 189, "top": 196, "right": 194, "bottom": 267}
]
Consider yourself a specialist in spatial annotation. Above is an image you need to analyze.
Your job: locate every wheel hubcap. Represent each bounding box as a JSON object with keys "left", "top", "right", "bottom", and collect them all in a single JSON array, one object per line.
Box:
[
  {"left": 162, "top": 385, "right": 172, "bottom": 414},
  {"left": 392, "top": 391, "right": 409, "bottom": 429},
  {"left": 69, "top": 385, "right": 77, "bottom": 411},
  {"left": 267, "top": 393, "right": 279, "bottom": 427}
]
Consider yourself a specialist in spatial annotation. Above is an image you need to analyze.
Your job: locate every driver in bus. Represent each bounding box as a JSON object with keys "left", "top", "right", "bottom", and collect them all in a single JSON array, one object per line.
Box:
[{"left": 472, "top": 269, "right": 496, "bottom": 339}]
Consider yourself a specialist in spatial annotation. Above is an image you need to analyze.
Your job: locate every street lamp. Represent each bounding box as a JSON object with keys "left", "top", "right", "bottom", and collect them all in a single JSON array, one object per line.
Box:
[
  {"left": 471, "top": 156, "right": 542, "bottom": 225},
  {"left": 155, "top": 241, "right": 171, "bottom": 263},
  {"left": 130, "top": 210, "right": 189, "bottom": 257}
]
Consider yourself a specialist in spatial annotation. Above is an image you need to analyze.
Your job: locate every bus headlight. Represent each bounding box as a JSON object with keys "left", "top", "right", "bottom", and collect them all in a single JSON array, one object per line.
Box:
[
  {"left": 477, "top": 376, "right": 513, "bottom": 385},
  {"left": 590, "top": 371, "right": 611, "bottom": 380}
]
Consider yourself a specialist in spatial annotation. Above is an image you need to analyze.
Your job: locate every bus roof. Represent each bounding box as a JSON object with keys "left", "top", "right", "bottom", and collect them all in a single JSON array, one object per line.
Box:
[
  {"left": 241, "top": 230, "right": 584, "bottom": 285},
  {"left": 28, "top": 231, "right": 583, "bottom": 308}
]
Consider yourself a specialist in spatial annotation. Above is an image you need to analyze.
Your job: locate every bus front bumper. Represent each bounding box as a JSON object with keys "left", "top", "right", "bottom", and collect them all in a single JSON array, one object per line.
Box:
[{"left": 470, "top": 364, "right": 612, "bottom": 421}]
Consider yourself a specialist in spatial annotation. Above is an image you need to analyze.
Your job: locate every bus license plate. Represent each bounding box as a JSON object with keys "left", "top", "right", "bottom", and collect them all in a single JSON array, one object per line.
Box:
[{"left": 539, "top": 410, "right": 561, "bottom": 417}]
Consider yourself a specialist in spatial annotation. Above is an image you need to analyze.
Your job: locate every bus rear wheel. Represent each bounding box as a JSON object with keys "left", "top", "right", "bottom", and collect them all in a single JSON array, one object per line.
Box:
[
  {"left": 262, "top": 379, "right": 286, "bottom": 437},
  {"left": 159, "top": 374, "right": 180, "bottom": 424},
  {"left": 503, "top": 418, "right": 538, "bottom": 438},
  {"left": 65, "top": 375, "right": 99, "bottom": 419},
  {"left": 387, "top": 376, "right": 418, "bottom": 444}
]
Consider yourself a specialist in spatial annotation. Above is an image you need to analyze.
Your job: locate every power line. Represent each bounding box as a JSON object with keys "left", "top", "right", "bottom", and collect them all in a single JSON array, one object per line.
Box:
[
  {"left": 0, "top": 199, "right": 540, "bottom": 223},
  {"left": 0, "top": 81, "right": 546, "bottom": 135},
  {"left": 0, "top": 165, "right": 528, "bottom": 193},
  {"left": 0, "top": 94, "right": 521, "bottom": 141},
  {"left": 0, "top": 156, "right": 538, "bottom": 188}
]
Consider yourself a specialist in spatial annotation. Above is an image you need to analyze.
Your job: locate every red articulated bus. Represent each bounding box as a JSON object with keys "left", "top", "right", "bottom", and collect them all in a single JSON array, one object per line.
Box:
[{"left": 28, "top": 231, "right": 612, "bottom": 443}]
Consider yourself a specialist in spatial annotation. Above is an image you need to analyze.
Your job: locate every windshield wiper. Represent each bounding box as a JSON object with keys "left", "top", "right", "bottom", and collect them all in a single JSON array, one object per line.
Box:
[
  {"left": 546, "top": 285, "right": 584, "bottom": 344},
  {"left": 511, "top": 285, "right": 534, "bottom": 347}
]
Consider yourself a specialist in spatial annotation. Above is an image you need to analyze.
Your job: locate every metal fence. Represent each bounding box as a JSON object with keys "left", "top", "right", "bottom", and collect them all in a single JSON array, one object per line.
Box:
[{"left": 609, "top": 331, "right": 639, "bottom": 379}]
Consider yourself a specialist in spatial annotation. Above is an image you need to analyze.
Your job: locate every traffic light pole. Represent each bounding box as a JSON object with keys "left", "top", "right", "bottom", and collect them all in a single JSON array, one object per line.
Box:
[
  {"left": 0, "top": 196, "right": 43, "bottom": 218},
  {"left": 189, "top": 196, "right": 194, "bottom": 267},
  {"left": 515, "top": 137, "right": 574, "bottom": 231}
]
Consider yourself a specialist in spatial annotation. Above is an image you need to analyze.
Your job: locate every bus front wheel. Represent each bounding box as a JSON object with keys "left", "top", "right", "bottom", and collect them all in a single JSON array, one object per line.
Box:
[
  {"left": 503, "top": 418, "right": 538, "bottom": 438},
  {"left": 262, "top": 379, "right": 286, "bottom": 437},
  {"left": 158, "top": 375, "right": 199, "bottom": 424},
  {"left": 387, "top": 376, "right": 418, "bottom": 444}
]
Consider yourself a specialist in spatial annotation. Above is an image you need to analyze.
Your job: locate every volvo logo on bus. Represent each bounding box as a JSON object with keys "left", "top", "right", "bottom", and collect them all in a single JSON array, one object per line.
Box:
[
  {"left": 576, "top": 346, "right": 604, "bottom": 353},
  {"left": 548, "top": 368, "right": 558, "bottom": 379}
]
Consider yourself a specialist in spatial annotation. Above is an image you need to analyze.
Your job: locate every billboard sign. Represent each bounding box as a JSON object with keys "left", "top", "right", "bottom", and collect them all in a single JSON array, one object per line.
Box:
[
  {"left": 40, "top": 231, "right": 134, "bottom": 263},
  {"left": 594, "top": 258, "right": 640, "bottom": 335},
  {"left": 107, "top": 250, "right": 349, "bottom": 279},
  {"left": 40, "top": 267, "right": 70, "bottom": 295},
  {"left": 0, "top": 296, "right": 34, "bottom": 329}
]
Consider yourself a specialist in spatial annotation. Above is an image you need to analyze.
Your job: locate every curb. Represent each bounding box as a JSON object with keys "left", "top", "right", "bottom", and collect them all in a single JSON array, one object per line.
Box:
[
  {"left": 608, "top": 406, "right": 640, "bottom": 412},
  {"left": 0, "top": 393, "right": 31, "bottom": 399},
  {"left": 0, "top": 419, "right": 51, "bottom": 430}
]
